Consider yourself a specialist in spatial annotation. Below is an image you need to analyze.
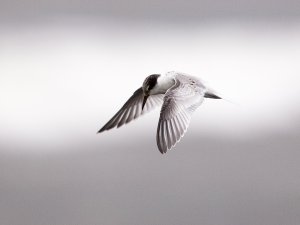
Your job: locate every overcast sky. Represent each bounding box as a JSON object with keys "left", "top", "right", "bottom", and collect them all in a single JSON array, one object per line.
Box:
[
  {"left": 1, "top": 0, "right": 300, "bottom": 23},
  {"left": 0, "top": 1, "right": 300, "bottom": 225}
]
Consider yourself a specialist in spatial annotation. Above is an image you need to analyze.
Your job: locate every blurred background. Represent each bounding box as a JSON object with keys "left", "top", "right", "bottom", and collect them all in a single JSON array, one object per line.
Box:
[{"left": 0, "top": 0, "right": 300, "bottom": 224}]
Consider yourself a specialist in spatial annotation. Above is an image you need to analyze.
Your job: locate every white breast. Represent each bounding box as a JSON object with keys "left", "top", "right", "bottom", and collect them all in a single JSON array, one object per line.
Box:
[{"left": 150, "top": 74, "right": 176, "bottom": 95}]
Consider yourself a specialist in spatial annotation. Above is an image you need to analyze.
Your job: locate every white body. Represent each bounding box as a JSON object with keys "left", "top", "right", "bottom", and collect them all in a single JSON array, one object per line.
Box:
[{"left": 99, "top": 71, "right": 221, "bottom": 154}]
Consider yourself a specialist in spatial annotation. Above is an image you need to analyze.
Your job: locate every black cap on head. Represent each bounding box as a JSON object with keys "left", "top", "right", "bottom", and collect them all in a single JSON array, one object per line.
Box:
[
  {"left": 143, "top": 74, "right": 160, "bottom": 92},
  {"left": 142, "top": 74, "right": 160, "bottom": 111}
]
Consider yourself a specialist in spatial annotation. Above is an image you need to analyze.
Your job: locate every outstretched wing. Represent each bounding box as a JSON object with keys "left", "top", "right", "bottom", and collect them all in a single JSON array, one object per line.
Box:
[
  {"left": 98, "top": 87, "right": 163, "bottom": 133},
  {"left": 156, "top": 74, "right": 205, "bottom": 153}
]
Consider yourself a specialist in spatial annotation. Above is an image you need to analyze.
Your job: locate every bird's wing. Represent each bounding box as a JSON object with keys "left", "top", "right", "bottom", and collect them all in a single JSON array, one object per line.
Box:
[
  {"left": 98, "top": 87, "right": 164, "bottom": 133},
  {"left": 156, "top": 74, "right": 205, "bottom": 153}
]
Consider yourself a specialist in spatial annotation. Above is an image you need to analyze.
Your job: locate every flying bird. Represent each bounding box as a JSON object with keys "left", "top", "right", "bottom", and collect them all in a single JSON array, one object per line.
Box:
[{"left": 98, "top": 71, "right": 221, "bottom": 154}]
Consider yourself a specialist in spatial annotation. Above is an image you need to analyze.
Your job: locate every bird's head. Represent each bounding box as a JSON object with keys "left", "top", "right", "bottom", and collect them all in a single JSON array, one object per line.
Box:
[{"left": 142, "top": 74, "right": 160, "bottom": 110}]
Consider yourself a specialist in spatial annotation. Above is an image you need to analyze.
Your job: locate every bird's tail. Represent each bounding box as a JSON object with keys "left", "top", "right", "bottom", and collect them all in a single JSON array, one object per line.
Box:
[
  {"left": 204, "top": 89, "right": 239, "bottom": 106},
  {"left": 204, "top": 92, "right": 222, "bottom": 99}
]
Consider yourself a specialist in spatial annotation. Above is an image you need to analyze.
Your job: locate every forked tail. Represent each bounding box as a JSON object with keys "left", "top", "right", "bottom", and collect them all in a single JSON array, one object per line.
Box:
[{"left": 204, "top": 92, "right": 222, "bottom": 99}]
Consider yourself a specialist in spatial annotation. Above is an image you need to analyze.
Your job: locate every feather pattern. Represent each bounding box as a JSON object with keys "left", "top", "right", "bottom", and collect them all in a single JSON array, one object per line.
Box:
[
  {"left": 98, "top": 87, "right": 164, "bottom": 133},
  {"left": 156, "top": 73, "right": 205, "bottom": 153},
  {"left": 98, "top": 71, "right": 221, "bottom": 154}
]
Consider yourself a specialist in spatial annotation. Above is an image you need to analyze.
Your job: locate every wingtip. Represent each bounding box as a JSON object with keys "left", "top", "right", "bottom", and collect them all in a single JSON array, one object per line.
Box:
[
  {"left": 157, "top": 145, "right": 164, "bottom": 154},
  {"left": 97, "top": 128, "right": 105, "bottom": 134},
  {"left": 158, "top": 146, "right": 167, "bottom": 155}
]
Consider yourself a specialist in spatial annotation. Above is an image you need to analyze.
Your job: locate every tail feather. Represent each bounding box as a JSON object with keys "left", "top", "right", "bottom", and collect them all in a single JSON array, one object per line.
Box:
[
  {"left": 205, "top": 90, "right": 240, "bottom": 106},
  {"left": 204, "top": 92, "right": 222, "bottom": 99}
]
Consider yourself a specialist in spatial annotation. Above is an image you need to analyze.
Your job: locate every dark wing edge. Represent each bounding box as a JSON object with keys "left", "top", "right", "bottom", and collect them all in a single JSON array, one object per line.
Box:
[
  {"left": 156, "top": 99, "right": 192, "bottom": 154},
  {"left": 155, "top": 75, "right": 205, "bottom": 154},
  {"left": 98, "top": 87, "right": 163, "bottom": 133}
]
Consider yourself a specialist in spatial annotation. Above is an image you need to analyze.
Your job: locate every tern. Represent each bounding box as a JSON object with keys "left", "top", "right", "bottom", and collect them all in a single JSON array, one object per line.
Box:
[{"left": 98, "top": 71, "right": 221, "bottom": 154}]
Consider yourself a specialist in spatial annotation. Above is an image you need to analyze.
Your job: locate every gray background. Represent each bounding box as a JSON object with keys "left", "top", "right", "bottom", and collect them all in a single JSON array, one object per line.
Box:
[{"left": 0, "top": 0, "right": 300, "bottom": 225}]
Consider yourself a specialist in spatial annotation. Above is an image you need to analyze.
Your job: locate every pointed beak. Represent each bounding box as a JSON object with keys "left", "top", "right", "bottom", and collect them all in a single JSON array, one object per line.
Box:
[{"left": 142, "top": 94, "right": 149, "bottom": 111}]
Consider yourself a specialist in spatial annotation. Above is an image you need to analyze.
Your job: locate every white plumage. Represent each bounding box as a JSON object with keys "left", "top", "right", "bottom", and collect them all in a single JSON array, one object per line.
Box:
[{"left": 98, "top": 71, "right": 221, "bottom": 154}]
